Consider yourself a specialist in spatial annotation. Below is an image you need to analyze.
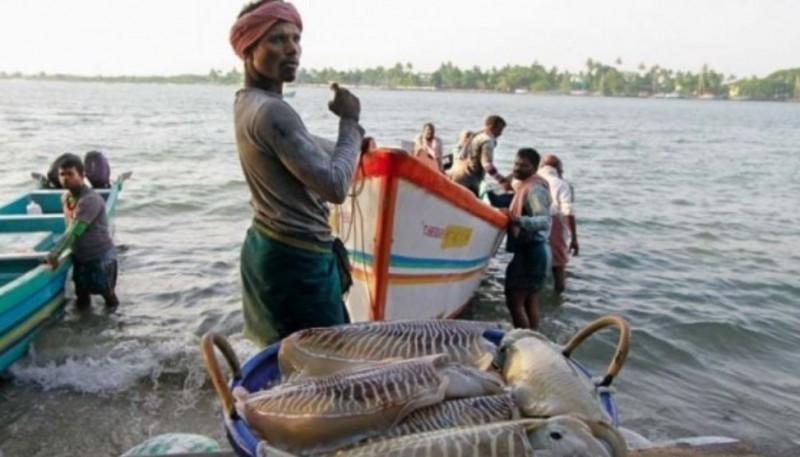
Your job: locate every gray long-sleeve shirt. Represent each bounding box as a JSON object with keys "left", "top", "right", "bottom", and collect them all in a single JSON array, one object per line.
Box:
[{"left": 233, "top": 88, "right": 364, "bottom": 242}]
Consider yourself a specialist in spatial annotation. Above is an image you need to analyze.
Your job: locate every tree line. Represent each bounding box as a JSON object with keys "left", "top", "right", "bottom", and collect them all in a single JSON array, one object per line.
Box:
[
  {"left": 3, "top": 59, "right": 799, "bottom": 101},
  {"left": 296, "top": 60, "right": 800, "bottom": 101}
]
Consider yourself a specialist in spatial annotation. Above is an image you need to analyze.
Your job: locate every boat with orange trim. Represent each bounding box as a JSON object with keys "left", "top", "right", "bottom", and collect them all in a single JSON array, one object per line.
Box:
[{"left": 329, "top": 149, "right": 509, "bottom": 322}]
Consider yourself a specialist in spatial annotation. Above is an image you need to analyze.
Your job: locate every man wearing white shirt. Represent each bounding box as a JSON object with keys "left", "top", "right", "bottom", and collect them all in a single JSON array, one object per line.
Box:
[{"left": 538, "top": 155, "right": 579, "bottom": 292}]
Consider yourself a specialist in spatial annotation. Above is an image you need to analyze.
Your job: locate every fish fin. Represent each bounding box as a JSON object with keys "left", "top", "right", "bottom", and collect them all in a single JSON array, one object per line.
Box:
[
  {"left": 232, "top": 386, "right": 250, "bottom": 422},
  {"left": 477, "top": 351, "right": 495, "bottom": 370},
  {"left": 586, "top": 420, "right": 629, "bottom": 457},
  {"left": 506, "top": 390, "right": 523, "bottom": 420},
  {"left": 256, "top": 441, "right": 299, "bottom": 457},
  {"left": 512, "top": 383, "right": 539, "bottom": 417},
  {"left": 232, "top": 386, "right": 249, "bottom": 400},
  {"left": 391, "top": 379, "right": 448, "bottom": 428}
]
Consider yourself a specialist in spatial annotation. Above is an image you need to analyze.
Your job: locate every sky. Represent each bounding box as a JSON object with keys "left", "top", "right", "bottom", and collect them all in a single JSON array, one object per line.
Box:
[{"left": 0, "top": 0, "right": 798, "bottom": 78}]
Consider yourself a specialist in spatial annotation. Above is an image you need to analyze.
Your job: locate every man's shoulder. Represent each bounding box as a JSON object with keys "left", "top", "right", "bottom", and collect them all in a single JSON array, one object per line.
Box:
[
  {"left": 235, "top": 90, "right": 298, "bottom": 138},
  {"left": 79, "top": 188, "right": 106, "bottom": 206},
  {"left": 538, "top": 169, "right": 566, "bottom": 187},
  {"left": 473, "top": 131, "right": 491, "bottom": 142},
  {"left": 237, "top": 89, "right": 291, "bottom": 113},
  {"left": 474, "top": 132, "right": 496, "bottom": 149}
]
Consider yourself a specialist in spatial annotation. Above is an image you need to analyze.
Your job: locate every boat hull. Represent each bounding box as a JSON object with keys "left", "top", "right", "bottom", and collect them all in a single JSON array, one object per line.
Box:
[{"left": 330, "top": 150, "right": 508, "bottom": 322}]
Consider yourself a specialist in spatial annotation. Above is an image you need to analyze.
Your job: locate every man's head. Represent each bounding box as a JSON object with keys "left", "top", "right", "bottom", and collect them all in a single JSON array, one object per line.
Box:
[
  {"left": 484, "top": 115, "right": 507, "bottom": 139},
  {"left": 423, "top": 123, "right": 435, "bottom": 141},
  {"left": 541, "top": 154, "right": 563, "bottom": 176},
  {"left": 513, "top": 148, "right": 541, "bottom": 181},
  {"left": 361, "top": 136, "right": 376, "bottom": 154},
  {"left": 231, "top": 1, "right": 303, "bottom": 84},
  {"left": 57, "top": 153, "right": 85, "bottom": 192}
]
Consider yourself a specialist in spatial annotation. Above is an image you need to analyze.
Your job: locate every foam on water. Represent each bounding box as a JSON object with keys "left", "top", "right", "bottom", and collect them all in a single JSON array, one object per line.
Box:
[{"left": 11, "top": 332, "right": 261, "bottom": 394}]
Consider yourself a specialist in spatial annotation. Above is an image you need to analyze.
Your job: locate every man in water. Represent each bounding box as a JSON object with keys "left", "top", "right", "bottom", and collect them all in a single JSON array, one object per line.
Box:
[
  {"left": 450, "top": 115, "right": 510, "bottom": 197},
  {"left": 230, "top": 0, "right": 363, "bottom": 346},
  {"left": 538, "top": 154, "right": 578, "bottom": 292},
  {"left": 501, "top": 148, "right": 550, "bottom": 330},
  {"left": 46, "top": 154, "right": 119, "bottom": 307},
  {"left": 413, "top": 122, "right": 443, "bottom": 171}
]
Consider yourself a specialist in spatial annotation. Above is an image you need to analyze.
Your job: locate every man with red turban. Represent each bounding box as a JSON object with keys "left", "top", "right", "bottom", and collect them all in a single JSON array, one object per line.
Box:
[{"left": 230, "top": 0, "right": 364, "bottom": 347}]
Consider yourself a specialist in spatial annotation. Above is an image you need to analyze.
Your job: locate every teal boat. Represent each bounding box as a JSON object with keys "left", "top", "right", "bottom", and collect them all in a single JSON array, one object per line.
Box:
[{"left": 0, "top": 174, "right": 129, "bottom": 374}]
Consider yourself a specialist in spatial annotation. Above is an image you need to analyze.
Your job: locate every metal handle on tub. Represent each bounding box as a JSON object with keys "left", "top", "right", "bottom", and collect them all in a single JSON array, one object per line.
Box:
[
  {"left": 562, "top": 315, "right": 630, "bottom": 388},
  {"left": 201, "top": 332, "right": 242, "bottom": 418}
]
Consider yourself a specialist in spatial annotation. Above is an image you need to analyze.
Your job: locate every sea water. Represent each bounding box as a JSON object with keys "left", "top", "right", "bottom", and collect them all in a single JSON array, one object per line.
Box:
[{"left": 0, "top": 80, "right": 798, "bottom": 455}]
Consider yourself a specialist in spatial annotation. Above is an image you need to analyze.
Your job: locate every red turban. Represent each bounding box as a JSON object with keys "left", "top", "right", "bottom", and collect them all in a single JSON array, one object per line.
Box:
[{"left": 230, "top": 1, "right": 303, "bottom": 60}]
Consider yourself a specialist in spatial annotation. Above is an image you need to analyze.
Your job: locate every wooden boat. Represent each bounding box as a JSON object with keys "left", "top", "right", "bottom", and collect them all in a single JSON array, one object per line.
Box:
[
  {"left": 0, "top": 175, "right": 128, "bottom": 374},
  {"left": 329, "top": 149, "right": 508, "bottom": 322}
]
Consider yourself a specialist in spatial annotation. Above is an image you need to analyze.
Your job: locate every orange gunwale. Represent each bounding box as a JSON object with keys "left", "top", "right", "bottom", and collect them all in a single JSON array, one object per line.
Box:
[
  {"left": 353, "top": 149, "right": 509, "bottom": 321},
  {"left": 357, "top": 149, "right": 509, "bottom": 229}
]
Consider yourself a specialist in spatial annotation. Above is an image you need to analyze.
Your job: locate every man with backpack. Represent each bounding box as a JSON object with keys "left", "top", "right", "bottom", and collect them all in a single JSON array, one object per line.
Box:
[{"left": 450, "top": 115, "right": 511, "bottom": 197}]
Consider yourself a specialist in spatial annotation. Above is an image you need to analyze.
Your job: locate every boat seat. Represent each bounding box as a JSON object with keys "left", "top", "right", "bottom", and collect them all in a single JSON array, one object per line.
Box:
[{"left": 0, "top": 215, "right": 66, "bottom": 234}]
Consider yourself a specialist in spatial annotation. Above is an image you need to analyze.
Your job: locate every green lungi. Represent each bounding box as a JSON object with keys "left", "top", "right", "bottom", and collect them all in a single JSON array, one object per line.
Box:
[{"left": 241, "top": 225, "right": 347, "bottom": 347}]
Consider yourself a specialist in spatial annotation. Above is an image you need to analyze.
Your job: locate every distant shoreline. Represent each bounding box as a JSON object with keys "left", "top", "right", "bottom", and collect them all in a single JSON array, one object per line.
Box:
[
  {"left": 4, "top": 59, "right": 799, "bottom": 102},
  {"left": 2, "top": 75, "right": 798, "bottom": 103}
]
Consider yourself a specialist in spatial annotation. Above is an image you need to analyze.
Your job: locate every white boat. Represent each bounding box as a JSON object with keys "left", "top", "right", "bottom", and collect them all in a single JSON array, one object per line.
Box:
[{"left": 330, "top": 149, "right": 508, "bottom": 322}]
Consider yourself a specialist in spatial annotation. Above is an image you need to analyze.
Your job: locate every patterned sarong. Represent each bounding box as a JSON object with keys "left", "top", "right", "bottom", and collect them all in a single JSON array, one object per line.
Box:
[
  {"left": 241, "top": 225, "right": 348, "bottom": 347},
  {"left": 550, "top": 216, "right": 569, "bottom": 267}
]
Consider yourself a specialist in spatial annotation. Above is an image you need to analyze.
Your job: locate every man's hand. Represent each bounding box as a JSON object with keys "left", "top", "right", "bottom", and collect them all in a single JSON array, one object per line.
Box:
[
  {"left": 499, "top": 208, "right": 516, "bottom": 224},
  {"left": 45, "top": 253, "right": 59, "bottom": 269},
  {"left": 499, "top": 176, "right": 513, "bottom": 191},
  {"left": 328, "top": 82, "right": 361, "bottom": 122},
  {"left": 569, "top": 238, "right": 579, "bottom": 256}
]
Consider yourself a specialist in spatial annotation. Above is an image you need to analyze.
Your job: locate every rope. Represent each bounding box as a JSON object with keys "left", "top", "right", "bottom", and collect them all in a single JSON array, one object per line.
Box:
[{"left": 333, "top": 156, "right": 374, "bottom": 311}]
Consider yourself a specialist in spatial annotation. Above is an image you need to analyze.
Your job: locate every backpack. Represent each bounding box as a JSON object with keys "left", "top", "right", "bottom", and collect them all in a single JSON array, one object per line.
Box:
[{"left": 84, "top": 150, "right": 111, "bottom": 188}]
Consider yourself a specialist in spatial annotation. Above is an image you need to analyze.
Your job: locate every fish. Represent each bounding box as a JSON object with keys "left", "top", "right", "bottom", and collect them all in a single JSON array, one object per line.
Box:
[
  {"left": 498, "top": 329, "right": 613, "bottom": 423},
  {"left": 253, "top": 416, "right": 623, "bottom": 457},
  {"left": 278, "top": 320, "right": 498, "bottom": 378},
  {"left": 235, "top": 354, "right": 504, "bottom": 454},
  {"left": 528, "top": 415, "right": 628, "bottom": 457},
  {"left": 383, "top": 392, "right": 520, "bottom": 438}
]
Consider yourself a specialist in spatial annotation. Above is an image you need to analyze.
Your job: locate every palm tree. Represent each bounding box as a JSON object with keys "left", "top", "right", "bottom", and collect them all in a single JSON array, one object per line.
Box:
[
  {"left": 649, "top": 65, "right": 660, "bottom": 94},
  {"left": 794, "top": 74, "right": 800, "bottom": 100}
]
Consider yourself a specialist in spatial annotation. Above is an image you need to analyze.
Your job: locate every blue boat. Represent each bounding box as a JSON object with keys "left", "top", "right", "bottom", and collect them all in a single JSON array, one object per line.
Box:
[{"left": 0, "top": 173, "right": 129, "bottom": 374}]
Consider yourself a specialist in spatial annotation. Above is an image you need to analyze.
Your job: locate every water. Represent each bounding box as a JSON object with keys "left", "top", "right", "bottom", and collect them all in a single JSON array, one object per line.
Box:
[{"left": 1, "top": 80, "right": 799, "bottom": 455}]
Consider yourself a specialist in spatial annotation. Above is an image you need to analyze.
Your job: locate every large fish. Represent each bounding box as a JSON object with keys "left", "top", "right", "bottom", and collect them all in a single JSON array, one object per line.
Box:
[
  {"left": 278, "top": 320, "right": 498, "bottom": 378},
  {"left": 256, "top": 416, "right": 627, "bottom": 456},
  {"left": 527, "top": 416, "right": 627, "bottom": 457},
  {"left": 235, "top": 354, "right": 504, "bottom": 454},
  {"left": 498, "top": 329, "right": 613, "bottom": 423},
  {"left": 383, "top": 392, "right": 520, "bottom": 438}
]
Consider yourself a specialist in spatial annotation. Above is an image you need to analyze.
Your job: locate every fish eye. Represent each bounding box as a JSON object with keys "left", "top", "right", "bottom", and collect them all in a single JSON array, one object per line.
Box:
[{"left": 549, "top": 431, "right": 563, "bottom": 440}]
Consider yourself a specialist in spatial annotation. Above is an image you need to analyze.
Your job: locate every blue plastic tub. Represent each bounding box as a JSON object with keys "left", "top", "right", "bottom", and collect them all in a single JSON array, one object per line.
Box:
[{"left": 220, "top": 329, "right": 621, "bottom": 457}]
